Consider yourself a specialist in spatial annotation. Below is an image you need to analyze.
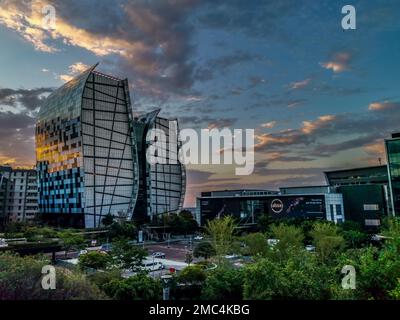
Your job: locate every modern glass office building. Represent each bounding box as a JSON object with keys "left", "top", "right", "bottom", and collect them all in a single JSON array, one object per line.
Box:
[
  {"left": 196, "top": 189, "right": 344, "bottom": 226},
  {"left": 133, "top": 110, "right": 186, "bottom": 222},
  {"left": 36, "top": 64, "right": 139, "bottom": 228},
  {"left": 385, "top": 133, "right": 400, "bottom": 216}
]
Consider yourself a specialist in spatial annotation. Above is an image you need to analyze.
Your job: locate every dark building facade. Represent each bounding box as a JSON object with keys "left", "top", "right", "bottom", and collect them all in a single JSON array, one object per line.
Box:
[
  {"left": 385, "top": 133, "right": 400, "bottom": 217},
  {"left": 324, "top": 165, "right": 388, "bottom": 186},
  {"left": 324, "top": 166, "right": 390, "bottom": 227},
  {"left": 196, "top": 189, "right": 344, "bottom": 226}
]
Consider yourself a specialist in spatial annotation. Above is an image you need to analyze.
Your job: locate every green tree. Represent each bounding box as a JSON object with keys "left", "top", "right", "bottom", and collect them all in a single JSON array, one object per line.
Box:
[
  {"left": 102, "top": 213, "right": 115, "bottom": 227},
  {"left": 256, "top": 213, "right": 273, "bottom": 232},
  {"left": 269, "top": 223, "right": 304, "bottom": 261},
  {"left": 79, "top": 251, "right": 112, "bottom": 270},
  {"left": 178, "top": 265, "right": 207, "bottom": 284},
  {"left": 160, "top": 211, "right": 198, "bottom": 235},
  {"left": 242, "top": 232, "right": 268, "bottom": 257},
  {"left": 108, "top": 222, "right": 137, "bottom": 240},
  {"left": 110, "top": 238, "right": 147, "bottom": 271},
  {"left": 179, "top": 210, "right": 199, "bottom": 235},
  {"left": 193, "top": 241, "right": 216, "bottom": 260},
  {"left": 0, "top": 253, "right": 106, "bottom": 299},
  {"left": 104, "top": 274, "right": 162, "bottom": 300},
  {"left": 201, "top": 266, "right": 244, "bottom": 300},
  {"left": 185, "top": 252, "right": 194, "bottom": 265},
  {"left": 175, "top": 265, "right": 206, "bottom": 299},
  {"left": 339, "top": 221, "right": 369, "bottom": 248},
  {"left": 243, "top": 250, "right": 332, "bottom": 300},
  {"left": 310, "top": 222, "right": 345, "bottom": 263},
  {"left": 88, "top": 269, "right": 122, "bottom": 292},
  {"left": 23, "top": 226, "right": 57, "bottom": 241},
  {"left": 57, "top": 230, "right": 86, "bottom": 258},
  {"left": 389, "top": 279, "right": 400, "bottom": 299},
  {"left": 205, "top": 216, "right": 237, "bottom": 256}
]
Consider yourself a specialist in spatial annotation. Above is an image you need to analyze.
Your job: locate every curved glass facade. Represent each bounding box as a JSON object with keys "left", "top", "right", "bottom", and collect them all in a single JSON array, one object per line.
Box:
[
  {"left": 36, "top": 64, "right": 139, "bottom": 228},
  {"left": 133, "top": 110, "right": 186, "bottom": 222}
]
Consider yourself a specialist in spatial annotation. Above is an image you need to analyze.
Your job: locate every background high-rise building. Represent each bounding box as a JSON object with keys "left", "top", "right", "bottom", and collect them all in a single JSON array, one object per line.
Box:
[
  {"left": 0, "top": 172, "right": 8, "bottom": 227},
  {"left": 133, "top": 110, "right": 186, "bottom": 223},
  {"left": 36, "top": 64, "right": 139, "bottom": 228},
  {"left": 385, "top": 133, "right": 400, "bottom": 217},
  {"left": 0, "top": 166, "right": 38, "bottom": 225}
]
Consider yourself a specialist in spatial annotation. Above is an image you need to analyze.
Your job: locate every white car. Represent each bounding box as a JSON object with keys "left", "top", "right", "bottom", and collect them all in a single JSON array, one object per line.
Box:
[
  {"left": 141, "top": 261, "right": 165, "bottom": 271},
  {"left": 194, "top": 236, "right": 203, "bottom": 240},
  {"left": 305, "top": 245, "right": 316, "bottom": 252},
  {"left": 267, "top": 239, "right": 279, "bottom": 247},
  {"left": 152, "top": 252, "right": 166, "bottom": 258},
  {"left": 78, "top": 249, "right": 88, "bottom": 256}
]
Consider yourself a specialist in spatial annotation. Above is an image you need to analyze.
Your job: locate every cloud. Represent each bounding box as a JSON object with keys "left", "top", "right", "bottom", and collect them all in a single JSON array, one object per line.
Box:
[
  {"left": 59, "top": 62, "right": 91, "bottom": 82},
  {"left": 197, "top": 1, "right": 303, "bottom": 37},
  {"left": 368, "top": 101, "right": 400, "bottom": 111},
  {"left": 320, "top": 52, "right": 352, "bottom": 73},
  {"left": 290, "top": 78, "right": 311, "bottom": 90},
  {"left": 253, "top": 99, "right": 400, "bottom": 161},
  {"left": 194, "top": 51, "right": 263, "bottom": 82},
  {"left": 207, "top": 118, "right": 237, "bottom": 130},
  {"left": 260, "top": 121, "right": 277, "bottom": 129},
  {"left": 179, "top": 115, "right": 237, "bottom": 129},
  {"left": 0, "top": 87, "right": 54, "bottom": 111},
  {"left": 363, "top": 140, "right": 386, "bottom": 158},
  {"left": 0, "top": 0, "right": 201, "bottom": 97},
  {"left": 301, "top": 115, "right": 335, "bottom": 134},
  {"left": 0, "top": 112, "right": 36, "bottom": 167}
]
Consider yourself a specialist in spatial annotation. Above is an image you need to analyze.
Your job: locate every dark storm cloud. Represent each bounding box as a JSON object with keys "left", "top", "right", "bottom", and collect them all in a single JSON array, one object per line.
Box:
[
  {"left": 194, "top": 51, "right": 264, "bottom": 82},
  {"left": 196, "top": 0, "right": 303, "bottom": 37},
  {"left": 0, "top": 0, "right": 203, "bottom": 97},
  {"left": 0, "top": 87, "right": 54, "bottom": 111},
  {"left": 179, "top": 115, "right": 237, "bottom": 129}
]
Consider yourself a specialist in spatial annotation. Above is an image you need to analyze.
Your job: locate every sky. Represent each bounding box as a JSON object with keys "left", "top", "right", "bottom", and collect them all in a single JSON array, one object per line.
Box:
[{"left": 0, "top": 0, "right": 400, "bottom": 207}]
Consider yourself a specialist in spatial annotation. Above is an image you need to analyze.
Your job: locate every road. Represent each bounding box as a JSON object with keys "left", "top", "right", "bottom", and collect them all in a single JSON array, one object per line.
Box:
[{"left": 55, "top": 240, "right": 202, "bottom": 278}]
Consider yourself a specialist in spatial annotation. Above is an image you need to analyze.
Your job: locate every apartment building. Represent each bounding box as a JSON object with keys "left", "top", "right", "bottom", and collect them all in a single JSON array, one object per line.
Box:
[{"left": 0, "top": 166, "right": 39, "bottom": 223}]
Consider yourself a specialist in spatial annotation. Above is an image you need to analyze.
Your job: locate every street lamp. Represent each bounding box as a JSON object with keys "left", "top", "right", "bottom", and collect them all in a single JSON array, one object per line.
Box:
[{"left": 161, "top": 274, "right": 173, "bottom": 300}]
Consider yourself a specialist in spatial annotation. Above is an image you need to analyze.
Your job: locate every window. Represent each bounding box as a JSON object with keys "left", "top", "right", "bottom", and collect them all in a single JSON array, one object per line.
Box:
[
  {"left": 335, "top": 204, "right": 342, "bottom": 216},
  {"left": 363, "top": 204, "right": 379, "bottom": 211},
  {"left": 329, "top": 204, "right": 334, "bottom": 221}
]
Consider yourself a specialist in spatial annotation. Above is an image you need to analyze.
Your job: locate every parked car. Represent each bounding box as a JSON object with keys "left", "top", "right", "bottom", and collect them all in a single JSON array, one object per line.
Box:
[
  {"left": 194, "top": 235, "right": 203, "bottom": 240},
  {"left": 152, "top": 251, "right": 166, "bottom": 258},
  {"left": 267, "top": 239, "right": 279, "bottom": 247},
  {"left": 141, "top": 261, "right": 165, "bottom": 271},
  {"left": 78, "top": 249, "right": 88, "bottom": 256},
  {"left": 305, "top": 245, "right": 316, "bottom": 252}
]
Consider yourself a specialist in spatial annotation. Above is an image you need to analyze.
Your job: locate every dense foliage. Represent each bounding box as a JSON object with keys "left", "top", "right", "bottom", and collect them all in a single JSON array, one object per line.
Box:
[
  {"left": 2, "top": 218, "right": 400, "bottom": 300},
  {"left": 0, "top": 253, "right": 106, "bottom": 299}
]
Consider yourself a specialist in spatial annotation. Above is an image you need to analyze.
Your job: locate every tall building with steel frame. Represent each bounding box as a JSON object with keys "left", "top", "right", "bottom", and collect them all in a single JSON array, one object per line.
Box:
[
  {"left": 132, "top": 109, "right": 186, "bottom": 223},
  {"left": 36, "top": 64, "right": 139, "bottom": 228},
  {"left": 36, "top": 64, "right": 186, "bottom": 228}
]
